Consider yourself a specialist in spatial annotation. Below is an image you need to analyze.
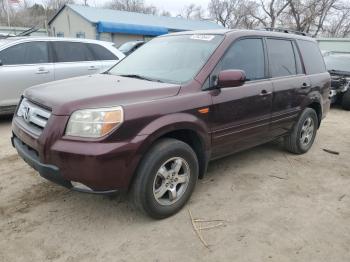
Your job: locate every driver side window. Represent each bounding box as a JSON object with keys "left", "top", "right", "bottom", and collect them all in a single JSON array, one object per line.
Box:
[{"left": 221, "top": 38, "right": 266, "bottom": 81}]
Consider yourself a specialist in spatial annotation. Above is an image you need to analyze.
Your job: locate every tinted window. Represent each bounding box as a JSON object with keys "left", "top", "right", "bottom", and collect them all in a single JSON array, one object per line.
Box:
[
  {"left": 298, "top": 40, "right": 326, "bottom": 74},
  {"left": 0, "top": 42, "right": 48, "bottom": 65},
  {"left": 292, "top": 41, "right": 303, "bottom": 74},
  {"left": 53, "top": 42, "right": 94, "bottom": 62},
  {"left": 88, "top": 44, "right": 117, "bottom": 60},
  {"left": 267, "top": 39, "right": 297, "bottom": 77},
  {"left": 221, "top": 38, "right": 265, "bottom": 81}
]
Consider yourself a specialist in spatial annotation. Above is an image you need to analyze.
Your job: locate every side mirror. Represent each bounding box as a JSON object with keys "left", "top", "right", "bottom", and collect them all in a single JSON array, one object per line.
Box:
[
  {"left": 217, "top": 70, "right": 246, "bottom": 88},
  {"left": 0, "top": 60, "right": 3, "bottom": 66}
]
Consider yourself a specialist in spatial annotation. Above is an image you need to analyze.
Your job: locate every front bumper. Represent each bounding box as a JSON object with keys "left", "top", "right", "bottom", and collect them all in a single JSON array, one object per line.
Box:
[{"left": 12, "top": 136, "right": 118, "bottom": 194}]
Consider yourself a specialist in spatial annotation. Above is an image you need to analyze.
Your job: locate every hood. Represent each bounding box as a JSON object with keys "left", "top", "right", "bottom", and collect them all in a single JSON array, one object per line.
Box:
[{"left": 24, "top": 74, "right": 181, "bottom": 115}]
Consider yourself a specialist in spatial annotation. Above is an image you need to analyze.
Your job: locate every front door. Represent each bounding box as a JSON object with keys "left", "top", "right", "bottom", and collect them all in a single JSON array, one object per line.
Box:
[
  {"left": 0, "top": 41, "right": 54, "bottom": 107},
  {"left": 209, "top": 38, "right": 273, "bottom": 158}
]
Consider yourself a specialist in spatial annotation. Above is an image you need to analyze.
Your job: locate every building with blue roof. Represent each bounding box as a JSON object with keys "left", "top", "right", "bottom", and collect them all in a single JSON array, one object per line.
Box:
[{"left": 48, "top": 4, "right": 223, "bottom": 46}]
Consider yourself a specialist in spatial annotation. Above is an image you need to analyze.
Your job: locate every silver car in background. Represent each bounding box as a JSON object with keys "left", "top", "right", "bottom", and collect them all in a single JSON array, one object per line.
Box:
[{"left": 0, "top": 37, "right": 125, "bottom": 115}]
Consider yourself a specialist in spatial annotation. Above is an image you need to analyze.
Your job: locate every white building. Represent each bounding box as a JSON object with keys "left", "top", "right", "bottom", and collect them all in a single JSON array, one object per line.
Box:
[{"left": 48, "top": 4, "right": 223, "bottom": 46}]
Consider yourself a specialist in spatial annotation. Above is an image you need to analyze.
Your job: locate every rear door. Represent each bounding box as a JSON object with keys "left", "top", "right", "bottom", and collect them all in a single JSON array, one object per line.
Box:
[
  {"left": 0, "top": 41, "right": 54, "bottom": 107},
  {"left": 210, "top": 38, "right": 273, "bottom": 158},
  {"left": 266, "top": 38, "right": 310, "bottom": 137},
  {"left": 52, "top": 41, "right": 102, "bottom": 80},
  {"left": 87, "top": 43, "right": 120, "bottom": 72}
]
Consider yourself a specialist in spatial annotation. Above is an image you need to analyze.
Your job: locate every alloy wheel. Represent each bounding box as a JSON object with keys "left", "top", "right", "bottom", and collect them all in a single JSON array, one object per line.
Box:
[
  {"left": 153, "top": 157, "right": 190, "bottom": 206},
  {"left": 300, "top": 117, "right": 315, "bottom": 147}
]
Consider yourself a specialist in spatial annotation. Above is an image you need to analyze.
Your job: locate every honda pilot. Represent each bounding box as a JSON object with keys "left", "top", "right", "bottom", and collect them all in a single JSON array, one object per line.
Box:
[{"left": 12, "top": 29, "right": 330, "bottom": 219}]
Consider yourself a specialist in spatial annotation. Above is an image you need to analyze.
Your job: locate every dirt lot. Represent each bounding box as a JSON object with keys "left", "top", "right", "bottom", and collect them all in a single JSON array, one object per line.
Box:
[{"left": 0, "top": 109, "right": 349, "bottom": 262}]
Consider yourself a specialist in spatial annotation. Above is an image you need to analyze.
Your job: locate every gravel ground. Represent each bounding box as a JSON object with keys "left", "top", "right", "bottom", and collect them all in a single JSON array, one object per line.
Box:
[{"left": 0, "top": 109, "right": 349, "bottom": 262}]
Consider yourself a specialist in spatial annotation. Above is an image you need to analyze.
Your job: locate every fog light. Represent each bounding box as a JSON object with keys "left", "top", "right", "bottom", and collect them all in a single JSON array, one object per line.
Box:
[{"left": 71, "top": 181, "right": 92, "bottom": 191}]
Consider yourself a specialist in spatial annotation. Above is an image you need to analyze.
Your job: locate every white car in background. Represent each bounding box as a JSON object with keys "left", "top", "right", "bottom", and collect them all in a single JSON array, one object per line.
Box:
[{"left": 0, "top": 37, "right": 125, "bottom": 115}]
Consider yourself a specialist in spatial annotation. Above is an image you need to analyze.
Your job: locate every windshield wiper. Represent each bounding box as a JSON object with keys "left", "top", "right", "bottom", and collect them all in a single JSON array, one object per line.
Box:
[{"left": 119, "top": 74, "right": 164, "bottom": 83}]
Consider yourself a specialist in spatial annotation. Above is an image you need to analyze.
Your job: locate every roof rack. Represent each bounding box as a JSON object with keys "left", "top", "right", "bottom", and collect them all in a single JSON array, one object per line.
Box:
[{"left": 264, "top": 27, "right": 311, "bottom": 37}]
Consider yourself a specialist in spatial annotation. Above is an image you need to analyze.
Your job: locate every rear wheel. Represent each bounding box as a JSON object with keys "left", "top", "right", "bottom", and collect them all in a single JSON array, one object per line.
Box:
[
  {"left": 131, "top": 138, "right": 198, "bottom": 219},
  {"left": 284, "top": 108, "right": 318, "bottom": 154},
  {"left": 342, "top": 89, "right": 350, "bottom": 110}
]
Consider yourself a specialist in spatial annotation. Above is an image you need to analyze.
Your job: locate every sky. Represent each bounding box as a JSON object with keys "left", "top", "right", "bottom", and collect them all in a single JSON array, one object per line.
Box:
[{"left": 146, "top": 0, "right": 210, "bottom": 15}]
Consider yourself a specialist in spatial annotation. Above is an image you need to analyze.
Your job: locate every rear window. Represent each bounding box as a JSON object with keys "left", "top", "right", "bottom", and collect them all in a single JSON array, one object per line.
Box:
[
  {"left": 53, "top": 41, "right": 94, "bottom": 62},
  {"left": 297, "top": 40, "right": 326, "bottom": 74}
]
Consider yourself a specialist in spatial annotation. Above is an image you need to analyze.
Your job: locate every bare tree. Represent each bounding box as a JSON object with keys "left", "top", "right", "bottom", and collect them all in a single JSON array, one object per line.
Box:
[
  {"left": 208, "top": 0, "right": 247, "bottom": 28},
  {"left": 160, "top": 10, "right": 171, "bottom": 17},
  {"left": 105, "top": 0, "right": 158, "bottom": 15},
  {"left": 209, "top": 0, "right": 264, "bottom": 28},
  {"left": 240, "top": 1, "right": 264, "bottom": 29},
  {"left": 259, "top": 0, "right": 289, "bottom": 27},
  {"left": 42, "top": 0, "right": 75, "bottom": 11},
  {"left": 286, "top": 0, "right": 338, "bottom": 36},
  {"left": 181, "top": 4, "right": 205, "bottom": 20},
  {"left": 323, "top": 1, "right": 350, "bottom": 37}
]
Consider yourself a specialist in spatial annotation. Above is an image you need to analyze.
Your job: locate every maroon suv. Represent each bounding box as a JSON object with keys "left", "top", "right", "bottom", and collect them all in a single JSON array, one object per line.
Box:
[{"left": 12, "top": 29, "right": 330, "bottom": 218}]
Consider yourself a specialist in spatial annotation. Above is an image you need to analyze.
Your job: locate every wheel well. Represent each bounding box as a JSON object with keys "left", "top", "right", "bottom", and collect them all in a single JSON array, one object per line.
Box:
[
  {"left": 308, "top": 102, "right": 322, "bottom": 127},
  {"left": 159, "top": 129, "right": 208, "bottom": 179}
]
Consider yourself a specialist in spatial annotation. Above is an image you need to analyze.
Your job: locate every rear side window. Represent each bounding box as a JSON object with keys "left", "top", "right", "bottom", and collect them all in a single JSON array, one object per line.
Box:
[
  {"left": 53, "top": 42, "right": 94, "bottom": 62},
  {"left": 266, "top": 39, "right": 297, "bottom": 77},
  {"left": 297, "top": 40, "right": 326, "bottom": 74},
  {"left": 292, "top": 41, "right": 303, "bottom": 74},
  {"left": 221, "top": 38, "right": 265, "bottom": 81},
  {"left": 88, "top": 44, "right": 117, "bottom": 60},
  {"left": 0, "top": 41, "right": 49, "bottom": 65}
]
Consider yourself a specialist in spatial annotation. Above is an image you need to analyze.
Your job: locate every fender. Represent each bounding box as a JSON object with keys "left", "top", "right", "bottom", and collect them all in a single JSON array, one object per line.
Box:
[
  {"left": 300, "top": 90, "right": 324, "bottom": 126},
  {"left": 135, "top": 112, "right": 211, "bottom": 156},
  {"left": 302, "top": 90, "right": 323, "bottom": 108},
  {"left": 122, "top": 112, "right": 212, "bottom": 188}
]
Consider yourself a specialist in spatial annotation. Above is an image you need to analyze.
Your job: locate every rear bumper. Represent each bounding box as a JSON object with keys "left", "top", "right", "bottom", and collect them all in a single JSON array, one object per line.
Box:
[{"left": 12, "top": 136, "right": 118, "bottom": 194}]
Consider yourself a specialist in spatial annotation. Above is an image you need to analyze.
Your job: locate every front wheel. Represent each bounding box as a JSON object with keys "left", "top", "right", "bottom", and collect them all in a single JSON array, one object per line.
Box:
[
  {"left": 284, "top": 108, "right": 318, "bottom": 154},
  {"left": 131, "top": 138, "right": 198, "bottom": 219}
]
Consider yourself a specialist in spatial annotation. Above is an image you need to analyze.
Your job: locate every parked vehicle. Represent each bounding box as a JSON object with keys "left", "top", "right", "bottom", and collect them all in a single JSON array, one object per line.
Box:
[
  {"left": 12, "top": 29, "right": 330, "bottom": 219},
  {"left": 118, "top": 40, "right": 145, "bottom": 56},
  {"left": 0, "top": 37, "right": 125, "bottom": 115},
  {"left": 323, "top": 51, "right": 350, "bottom": 110}
]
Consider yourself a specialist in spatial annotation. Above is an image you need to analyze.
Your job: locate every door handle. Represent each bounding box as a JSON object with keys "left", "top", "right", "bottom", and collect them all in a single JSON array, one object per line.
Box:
[
  {"left": 260, "top": 89, "right": 272, "bottom": 96},
  {"left": 301, "top": 83, "right": 311, "bottom": 89},
  {"left": 88, "top": 66, "right": 98, "bottom": 71},
  {"left": 36, "top": 67, "right": 49, "bottom": 74}
]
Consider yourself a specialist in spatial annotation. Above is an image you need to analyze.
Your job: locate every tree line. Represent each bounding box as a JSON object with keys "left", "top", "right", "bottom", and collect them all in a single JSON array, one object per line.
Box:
[{"left": 0, "top": 0, "right": 349, "bottom": 37}]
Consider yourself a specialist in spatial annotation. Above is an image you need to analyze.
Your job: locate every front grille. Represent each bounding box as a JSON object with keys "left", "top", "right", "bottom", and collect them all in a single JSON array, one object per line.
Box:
[{"left": 17, "top": 98, "right": 51, "bottom": 136}]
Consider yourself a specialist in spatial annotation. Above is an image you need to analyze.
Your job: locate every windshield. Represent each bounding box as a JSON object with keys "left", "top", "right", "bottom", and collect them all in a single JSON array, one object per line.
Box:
[
  {"left": 109, "top": 34, "right": 224, "bottom": 84},
  {"left": 324, "top": 53, "right": 350, "bottom": 72}
]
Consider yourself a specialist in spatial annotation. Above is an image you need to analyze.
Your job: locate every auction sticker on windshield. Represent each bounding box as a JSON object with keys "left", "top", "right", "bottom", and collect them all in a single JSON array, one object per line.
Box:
[{"left": 190, "top": 35, "right": 215, "bottom": 41}]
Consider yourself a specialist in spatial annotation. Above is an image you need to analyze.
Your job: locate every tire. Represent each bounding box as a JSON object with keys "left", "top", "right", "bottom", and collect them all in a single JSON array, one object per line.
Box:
[
  {"left": 342, "top": 89, "right": 350, "bottom": 110},
  {"left": 284, "top": 108, "right": 318, "bottom": 154},
  {"left": 131, "top": 138, "right": 199, "bottom": 219}
]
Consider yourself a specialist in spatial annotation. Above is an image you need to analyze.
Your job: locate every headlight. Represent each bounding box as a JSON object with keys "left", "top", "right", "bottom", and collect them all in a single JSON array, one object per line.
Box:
[{"left": 65, "top": 106, "right": 124, "bottom": 138}]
